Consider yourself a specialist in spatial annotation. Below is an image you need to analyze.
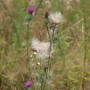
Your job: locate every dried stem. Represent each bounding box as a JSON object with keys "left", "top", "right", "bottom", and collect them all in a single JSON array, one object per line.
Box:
[
  {"left": 35, "top": 0, "right": 43, "bottom": 16},
  {"left": 81, "top": 1, "right": 88, "bottom": 90}
]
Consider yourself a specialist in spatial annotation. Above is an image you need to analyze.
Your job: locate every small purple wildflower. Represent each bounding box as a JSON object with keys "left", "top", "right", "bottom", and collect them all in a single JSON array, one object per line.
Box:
[
  {"left": 24, "top": 81, "right": 32, "bottom": 87},
  {"left": 27, "top": 7, "right": 35, "bottom": 14}
]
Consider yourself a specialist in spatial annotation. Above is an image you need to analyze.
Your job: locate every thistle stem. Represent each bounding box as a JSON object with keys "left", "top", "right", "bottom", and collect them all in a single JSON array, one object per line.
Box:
[{"left": 26, "top": 22, "right": 35, "bottom": 90}]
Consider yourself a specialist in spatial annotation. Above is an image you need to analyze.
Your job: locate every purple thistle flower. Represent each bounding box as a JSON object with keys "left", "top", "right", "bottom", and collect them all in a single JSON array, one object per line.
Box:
[
  {"left": 24, "top": 81, "right": 32, "bottom": 87},
  {"left": 27, "top": 7, "right": 35, "bottom": 14}
]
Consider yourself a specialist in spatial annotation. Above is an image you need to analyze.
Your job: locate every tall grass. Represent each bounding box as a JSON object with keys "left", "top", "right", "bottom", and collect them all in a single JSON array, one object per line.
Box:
[{"left": 0, "top": 0, "right": 90, "bottom": 90}]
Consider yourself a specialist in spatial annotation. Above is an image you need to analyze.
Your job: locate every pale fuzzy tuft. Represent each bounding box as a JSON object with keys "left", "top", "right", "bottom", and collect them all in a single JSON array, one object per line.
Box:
[
  {"left": 31, "top": 38, "right": 40, "bottom": 51},
  {"left": 49, "top": 12, "right": 63, "bottom": 24},
  {"left": 31, "top": 38, "right": 50, "bottom": 59}
]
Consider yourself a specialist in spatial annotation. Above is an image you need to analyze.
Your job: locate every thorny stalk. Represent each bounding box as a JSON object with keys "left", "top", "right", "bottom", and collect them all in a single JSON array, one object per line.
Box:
[
  {"left": 26, "top": 21, "right": 35, "bottom": 90},
  {"left": 43, "top": 23, "right": 57, "bottom": 90}
]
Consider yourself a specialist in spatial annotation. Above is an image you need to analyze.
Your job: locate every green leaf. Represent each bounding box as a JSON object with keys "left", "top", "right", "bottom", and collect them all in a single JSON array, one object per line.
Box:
[
  {"left": 27, "top": 87, "right": 32, "bottom": 90},
  {"left": 44, "top": 18, "right": 49, "bottom": 25},
  {"left": 25, "top": 14, "right": 32, "bottom": 21},
  {"left": 53, "top": 34, "right": 59, "bottom": 41}
]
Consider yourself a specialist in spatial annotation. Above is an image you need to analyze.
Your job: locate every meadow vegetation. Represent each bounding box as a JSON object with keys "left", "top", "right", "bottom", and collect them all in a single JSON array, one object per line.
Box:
[{"left": 0, "top": 0, "right": 90, "bottom": 90}]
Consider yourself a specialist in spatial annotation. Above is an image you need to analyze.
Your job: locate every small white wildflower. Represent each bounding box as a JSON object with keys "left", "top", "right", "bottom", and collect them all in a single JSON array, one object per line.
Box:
[
  {"left": 33, "top": 52, "right": 37, "bottom": 55},
  {"left": 37, "top": 62, "right": 40, "bottom": 65},
  {"left": 49, "top": 12, "right": 63, "bottom": 24}
]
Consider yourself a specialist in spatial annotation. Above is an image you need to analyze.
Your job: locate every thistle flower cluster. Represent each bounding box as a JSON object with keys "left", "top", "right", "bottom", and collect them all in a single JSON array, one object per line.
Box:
[
  {"left": 27, "top": 6, "right": 64, "bottom": 59},
  {"left": 44, "top": 11, "right": 63, "bottom": 52},
  {"left": 44, "top": 11, "right": 63, "bottom": 24},
  {"left": 25, "top": 5, "right": 64, "bottom": 89}
]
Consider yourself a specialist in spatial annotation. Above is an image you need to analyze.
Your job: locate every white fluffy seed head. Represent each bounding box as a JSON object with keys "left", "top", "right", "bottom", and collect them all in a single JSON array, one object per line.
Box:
[
  {"left": 31, "top": 38, "right": 50, "bottom": 59},
  {"left": 49, "top": 12, "right": 63, "bottom": 24},
  {"left": 31, "top": 38, "right": 40, "bottom": 51}
]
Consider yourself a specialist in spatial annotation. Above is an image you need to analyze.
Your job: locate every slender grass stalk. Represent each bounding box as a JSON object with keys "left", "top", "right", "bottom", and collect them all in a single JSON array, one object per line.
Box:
[
  {"left": 81, "top": 0, "right": 88, "bottom": 90},
  {"left": 58, "top": 36, "right": 67, "bottom": 88},
  {"left": 82, "top": 7, "right": 88, "bottom": 90},
  {"left": 58, "top": 23, "right": 68, "bottom": 89},
  {"left": 35, "top": 0, "right": 43, "bottom": 16},
  {"left": 41, "top": 80, "right": 43, "bottom": 90},
  {"left": 82, "top": 15, "right": 87, "bottom": 90}
]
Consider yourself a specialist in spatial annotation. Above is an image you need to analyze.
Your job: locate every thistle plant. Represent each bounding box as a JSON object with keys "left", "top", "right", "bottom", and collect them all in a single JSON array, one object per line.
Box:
[
  {"left": 25, "top": 6, "right": 35, "bottom": 90},
  {"left": 41, "top": 11, "right": 64, "bottom": 90}
]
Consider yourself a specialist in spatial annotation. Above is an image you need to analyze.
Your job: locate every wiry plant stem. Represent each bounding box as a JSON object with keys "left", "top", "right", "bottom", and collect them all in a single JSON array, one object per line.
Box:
[
  {"left": 45, "top": 24, "right": 52, "bottom": 69},
  {"left": 82, "top": 9, "right": 87, "bottom": 90},
  {"left": 35, "top": 0, "right": 43, "bottom": 16},
  {"left": 58, "top": 36, "right": 67, "bottom": 89},
  {"left": 43, "top": 23, "right": 57, "bottom": 90},
  {"left": 81, "top": 0, "right": 88, "bottom": 90},
  {"left": 26, "top": 22, "right": 35, "bottom": 90}
]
